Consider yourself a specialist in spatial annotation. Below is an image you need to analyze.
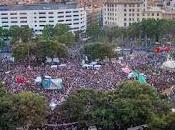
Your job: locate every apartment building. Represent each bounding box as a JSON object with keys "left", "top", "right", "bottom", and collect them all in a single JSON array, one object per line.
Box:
[
  {"left": 102, "top": 0, "right": 175, "bottom": 27},
  {"left": 103, "top": 0, "right": 144, "bottom": 27},
  {"left": 0, "top": 3, "right": 87, "bottom": 34}
]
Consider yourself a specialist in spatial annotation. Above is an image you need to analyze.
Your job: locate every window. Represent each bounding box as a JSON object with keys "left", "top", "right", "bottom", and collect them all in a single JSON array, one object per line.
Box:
[
  {"left": 39, "top": 12, "right": 46, "bottom": 14},
  {"left": 11, "top": 21, "right": 17, "bottom": 23},
  {"left": 20, "top": 21, "right": 27, "bottom": 23},
  {"left": 1, "top": 13, "right": 8, "bottom": 15},
  {"left": 58, "top": 12, "right": 64, "bottom": 14},
  {"left": 58, "top": 20, "right": 64, "bottom": 22},
  {"left": 10, "top": 13, "right": 17, "bottom": 15},
  {"left": 11, "top": 17, "right": 17, "bottom": 19},
  {"left": 49, "top": 16, "right": 54, "bottom": 18},
  {"left": 39, "top": 20, "right": 46, "bottom": 23},
  {"left": 58, "top": 16, "right": 64, "bottom": 18},
  {"left": 2, "top": 21, "right": 8, "bottom": 23},
  {"left": 73, "top": 11, "right": 78, "bottom": 13},
  {"left": 20, "top": 12, "right": 27, "bottom": 15},
  {"left": 1, "top": 17, "right": 8, "bottom": 19},
  {"left": 39, "top": 16, "right": 46, "bottom": 19},
  {"left": 20, "top": 17, "right": 27, "bottom": 19},
  {"left": 2, "top": 25, "right": 9, "bottom": 27},
  {"left": 66, "top": 11, "right": 71, "bottom": 13},
  {"left": 48, "top": 12, "right": 54, "bottom": 14},
  {"left": 66, "top": 19, "right": 71, "bottom": 21},
  {"left": 66, "top": 15, "right": 71, "bottom": 17}
]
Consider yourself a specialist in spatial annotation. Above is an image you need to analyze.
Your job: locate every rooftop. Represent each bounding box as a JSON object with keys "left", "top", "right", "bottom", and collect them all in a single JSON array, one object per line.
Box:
[{"left": 0, "top": 3, "right": 79, "bottom": 11}]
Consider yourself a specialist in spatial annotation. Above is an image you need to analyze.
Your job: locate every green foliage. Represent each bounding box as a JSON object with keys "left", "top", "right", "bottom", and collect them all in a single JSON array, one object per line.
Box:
[
  {"left": 86, "top": 23, "right": 100, "bottom": 39},
  {"left": 14, "top": 92, "right": 48, "bottom": 127},
  {"left": 9, "top": 25, "right": 32, "bottom": 44},
  {"left": 60, "top": 81, "right": 171, "bottom": 130},
  {"left": 9, "top": 25, "right": 21, "bottom": 43},
  {"left": 0, "top": 83, "right": 48, "bottom": 129},
  {"left": 129, "top": 19, "right": 175, "bottom": 42},
  {"left": 12, "top": 43, "right": 29, "bottom": 61},
  {"left": 83, "top": 43, "right": 115, "bottom": 61},
  {"left": 20, "top": 26, "right": 33, "bottom": 43},
  {"left": 103, "top": 26, "right": 123, "bottom": 42},
  {"left": 41, "top": 24, "right": 75, "bottom": 47},
  {"left": 42, "top": 25, "right": 54, "bottom": 41},
  {"left": 12, "top": 40, "right": 68, "bottom": 61}
]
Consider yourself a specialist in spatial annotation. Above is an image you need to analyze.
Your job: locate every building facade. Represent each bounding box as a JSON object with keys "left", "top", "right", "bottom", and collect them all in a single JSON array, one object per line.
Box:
[
  {"left": 103, "top": 0, "right": 144, "bottom": 27},
  {"left": 103, "top": 0, "right": 175, "bottom": 27},
  {"left": 0, "top": 3, "right": 87, "bottom": 34}
]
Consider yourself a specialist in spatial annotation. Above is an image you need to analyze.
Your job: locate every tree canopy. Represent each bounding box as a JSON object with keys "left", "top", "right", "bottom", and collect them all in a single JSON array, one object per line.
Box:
[
  {"left": 83, "top": 43, "right": 116, "bottom": 61},
  {"left": 0, "top": 83, "right": 48, "bottom": 129},
  {"left": 59, "top": 81, "right": 172, "bottom": 130}
]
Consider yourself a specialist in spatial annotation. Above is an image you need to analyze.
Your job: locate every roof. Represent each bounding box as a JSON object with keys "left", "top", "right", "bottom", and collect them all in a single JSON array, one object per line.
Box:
[{"left": 0, "top": 3, "right": 79, "bottom": 11}]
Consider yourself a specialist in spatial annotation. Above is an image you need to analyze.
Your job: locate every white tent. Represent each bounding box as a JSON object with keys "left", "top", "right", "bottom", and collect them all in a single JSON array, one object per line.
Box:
[
  {"left": 161, "top": 59, "right": 175, "bottom": 70},
  {"left": 35, "top": 76, "right": 42, "bottom": 83},
  {"left": 53, "top": 58, "right": 59, "bottom": 63},
  {"left": 46, "top": 57, "right": 52, "bottom": 63},
  {"left": 51, "top": 65, "right": 58, "bottom": 69}
]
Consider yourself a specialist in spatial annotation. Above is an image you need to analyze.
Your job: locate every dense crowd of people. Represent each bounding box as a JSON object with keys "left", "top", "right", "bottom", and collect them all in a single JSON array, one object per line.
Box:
[
  {"left": 1, "top": 51, "right": 175, "bottom": 101},
  {"left": 0, "top": 51, "right": 175, "bottom": 129}
]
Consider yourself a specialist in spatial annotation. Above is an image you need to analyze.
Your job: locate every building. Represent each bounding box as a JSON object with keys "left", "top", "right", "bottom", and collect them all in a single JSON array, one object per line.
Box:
[
  {"left": 144, "top": 6, "right": 163, "bottom": 19},
  {"left": 0, "top": 0, "right": 46, "bottom": 5},
  {"left": 0, "top": 3, "right": 87, "bottom": 34},
  {"left": 86, "top": 6, "right": 102, "bottom": 26},
  {"left": 102, "top": 0, "right": 175, "bottom": 27},
  {"left": 103, "top": 0, "right": 144, "bottom": 27}
]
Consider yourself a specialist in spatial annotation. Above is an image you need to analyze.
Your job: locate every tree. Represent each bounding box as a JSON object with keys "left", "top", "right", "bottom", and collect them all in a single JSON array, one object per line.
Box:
[
  {"left": 83, "top": 43, "right": 115, "bottom": 61},
  {"left": 58, "top": 31, "right": 75, "bottom": 47},
  {"left": 59, "top": 81, "right": 171, "bottom": 130},
  {"left": 20, "top": 26, "right": 33, "bottom": 43},
  {"left": 13, "top": 92, "right": 48, "bottom": 129},
  {"left": 12, "top": 43, "right": 28, "bottom": 61},
  {"left": 86, "top": 23, "right": 100, "bottom": 39},
  {"left": 9, "top": 25, "right": 33, "bottom": 44},
  {"left": 0, "top": 83, "right": 18, "bottom": 129},
  {"left": 102, "top": 26, "right": 123, "bottom": 43},
  {"left": 42, "top": 25, "right": 54, "bottom": 41},
  {"left": 9, "top": 25, "right": 22, "bottom": 44},
  {"left": 53, "top": 24, "right": 75, "bottom": 47}
]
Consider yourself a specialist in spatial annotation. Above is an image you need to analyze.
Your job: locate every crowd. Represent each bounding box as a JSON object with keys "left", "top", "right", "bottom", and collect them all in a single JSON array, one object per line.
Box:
[
  {"left": 1, "top": 52, "right": 174, "bottom": 101},
  {"left": 0, "top": 51, "right": 175, "bottom": 128}
]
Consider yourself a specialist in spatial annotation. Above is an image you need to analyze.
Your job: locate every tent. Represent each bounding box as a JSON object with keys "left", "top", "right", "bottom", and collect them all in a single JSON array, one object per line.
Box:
[
  {"left": 51, "top": 65, "right": 58, "bottom": 69},
  {"left": 35, "top": 76, "right": 42, "bottom": 83},
  {"left": 122, "top": 66, "right": 132, "bottom": 74},
  {"left": 42, "top": 77, "right": 63, "bottom": 90},
  {"left": 138, "top": 75, "right": 147, "bottom": 84},
  {"left": 16, "top": 75, "right": 27, "bottom": 84},
  {"left": 46, "top": 57, "right": 52, "bottom": 63},
  {"left": 161, "top": 59, "right": 175, "bottom": 70},
  {"left": 53, "top": 58, "right": 59, "bottom": 64},
  {"left": 128, "top": 70, "right": 147, "bottom": 84}
]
